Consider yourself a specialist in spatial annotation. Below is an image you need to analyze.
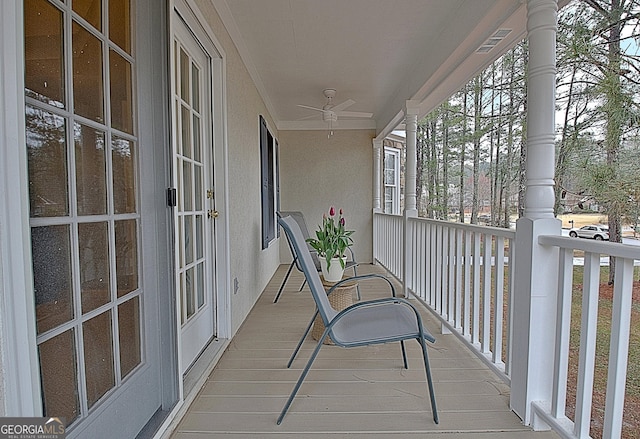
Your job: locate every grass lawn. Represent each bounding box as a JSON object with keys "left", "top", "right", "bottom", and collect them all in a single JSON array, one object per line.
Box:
[{"left": 566, "top": 266, "right": 640, "bottom": 438}]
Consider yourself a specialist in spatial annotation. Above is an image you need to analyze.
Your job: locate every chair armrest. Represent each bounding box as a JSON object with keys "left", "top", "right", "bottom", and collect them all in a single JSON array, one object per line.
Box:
[
  {"left": 346, "top": 246, "right": 357, "bottom": 263},
  {"left": 326, "top": 273, "right": 397, "bottom": 298}
]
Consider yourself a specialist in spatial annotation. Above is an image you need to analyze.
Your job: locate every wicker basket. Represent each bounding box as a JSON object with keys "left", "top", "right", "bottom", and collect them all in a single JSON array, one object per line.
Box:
[{"left": 311, "top": 279, "right": 357, "bottom": 345}]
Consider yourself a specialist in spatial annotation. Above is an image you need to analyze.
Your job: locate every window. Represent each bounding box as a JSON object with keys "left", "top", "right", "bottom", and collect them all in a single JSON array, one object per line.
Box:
[
  {"left": 383, "top": 147, "right": 401, "bottom": 214},
  {"left": 260, "top": 116, "right": 279, "bottom": 248}
]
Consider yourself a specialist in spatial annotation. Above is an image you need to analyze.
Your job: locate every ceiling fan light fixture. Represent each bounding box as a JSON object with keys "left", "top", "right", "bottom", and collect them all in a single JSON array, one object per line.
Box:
[
  {"left": 322, "top": 111, "right": 338, "bottom": 123},
  {"left": 296, "top": 88, "right": 373, "bottom": 137}
]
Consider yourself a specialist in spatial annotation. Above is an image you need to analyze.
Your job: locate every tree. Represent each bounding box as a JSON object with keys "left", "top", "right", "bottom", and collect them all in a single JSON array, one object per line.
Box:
[
  {"left": 503, "top": 44, "right": 527, "bottom": 226},
  {"left": 575, "top": 0, "right": 640, "bottom": 283},
  {"left": 411, "top": 0, "right": 640, "bottom": 243},
  {"left": 555, "top": 4, "right": 598, "bottom": 215},
  {"left": 471, "top": 75, "right": 484, "bottom": 223}
]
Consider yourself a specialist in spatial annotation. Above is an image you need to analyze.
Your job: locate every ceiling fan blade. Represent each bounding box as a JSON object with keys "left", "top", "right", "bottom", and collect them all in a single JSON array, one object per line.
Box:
[
  {"left": 335, "top": 110, "right": 373, "bottom": 118},
  {"left": 297, "top": 104, "right": 326, "bottom": 113},
  {"left": 297, "top": 113, "right": 321, "bottom": 121},
  {"left": 331, "top": 99, "right": 356, "bottom": 112}
]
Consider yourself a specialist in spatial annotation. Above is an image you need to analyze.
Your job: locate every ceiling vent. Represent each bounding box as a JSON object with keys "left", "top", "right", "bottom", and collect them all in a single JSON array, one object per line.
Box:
[{"left": 476, "top": 29, "right": 512, "bottom": 54}]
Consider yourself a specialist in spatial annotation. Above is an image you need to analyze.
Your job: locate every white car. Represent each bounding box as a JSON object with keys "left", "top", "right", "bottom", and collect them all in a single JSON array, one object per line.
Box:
[{"left": 569, "top": 225, "right": 609, "bottom": 241}]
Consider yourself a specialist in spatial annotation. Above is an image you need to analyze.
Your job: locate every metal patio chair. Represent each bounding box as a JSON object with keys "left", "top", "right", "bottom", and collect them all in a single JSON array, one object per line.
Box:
[
  {"left": 276, "top": 215, "right": 439, "bottom": 425},
  {"left": 274, "top": 211, "right": 358, "bottom": 303}
]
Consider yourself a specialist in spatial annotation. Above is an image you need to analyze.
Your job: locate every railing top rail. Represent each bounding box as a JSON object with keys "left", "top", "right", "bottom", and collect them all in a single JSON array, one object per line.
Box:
[
  {"left": 408, "top": 216, "right": 516, "bottom": 239},
  {"left": 539, "top": 234, "right": 640, "bottom": 260},
  {"left": 373, "top": 212, "right": 402, "bottom": 219},
  {"left": 373, "top": 212, "right": 403, "bottom": 221}
]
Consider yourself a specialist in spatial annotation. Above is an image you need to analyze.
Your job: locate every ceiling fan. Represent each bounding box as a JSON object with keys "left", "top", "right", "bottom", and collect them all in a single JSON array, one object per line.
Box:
[{"left": 297, "top": 88, "right": 373, "bottom": 137}]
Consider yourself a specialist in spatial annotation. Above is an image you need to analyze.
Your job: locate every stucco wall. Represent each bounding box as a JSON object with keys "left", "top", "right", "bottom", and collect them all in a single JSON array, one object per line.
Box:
[
  {"left": 193, "top": 1, "right": 280, "bottom": 334},
  {"left": 278, "top": 130, "right": 375, "bottom": 265}
]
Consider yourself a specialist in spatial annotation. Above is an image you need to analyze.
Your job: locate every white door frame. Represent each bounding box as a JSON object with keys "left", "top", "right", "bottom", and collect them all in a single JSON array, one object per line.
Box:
[
  {"left": 0, "top": 0, "right": 42, "bottom": 416},
  {"left": 171, "top": 0, "right": 232, "bottom": 366}
]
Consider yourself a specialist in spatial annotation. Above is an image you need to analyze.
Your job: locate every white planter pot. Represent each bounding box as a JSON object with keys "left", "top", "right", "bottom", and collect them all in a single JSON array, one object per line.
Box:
[{"left": 318, "top": 255, "right": 347, "bottom": 282}]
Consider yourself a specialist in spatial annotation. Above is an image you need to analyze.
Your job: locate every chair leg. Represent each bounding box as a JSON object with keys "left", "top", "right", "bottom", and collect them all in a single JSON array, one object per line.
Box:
[
  {"left": 277, "top": 329, "right": 330, "bottom": 425},
  {"left": 287, "top": 309, "right": 318, "bottom": 368},
  {"left": 352, "top": 265, "right": 361, "bottom": 300},
  {"left": 400, "top": 340, "right": 408, "bottom": 369},
  {"left": 298, "top": 278, "right": 307, "bottom": 291},
  {"left": 418, "top": 337, "right": 439, "bottom": 424},
  {"left": 274, "top": 261, "right": 296, "bottom": 303}
]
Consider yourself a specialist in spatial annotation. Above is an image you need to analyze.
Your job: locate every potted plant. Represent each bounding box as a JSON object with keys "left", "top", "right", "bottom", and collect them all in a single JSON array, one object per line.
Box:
[{"left": 306, "top": 207, "right": 354, "bottom": 282}]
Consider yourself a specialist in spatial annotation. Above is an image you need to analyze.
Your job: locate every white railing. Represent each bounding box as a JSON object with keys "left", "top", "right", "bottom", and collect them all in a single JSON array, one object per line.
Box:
[
  {"left": 373, "top": 213, "right": 404, "bottom": 279},
  {"left": 534, "top": 235, "right": 640, "bottom": 439},
  {"left": 374, "top": 212, "right": 640, "bottom": 438},
  {"left": 373, "top": 212, "right": 515, "bottom": 383}
]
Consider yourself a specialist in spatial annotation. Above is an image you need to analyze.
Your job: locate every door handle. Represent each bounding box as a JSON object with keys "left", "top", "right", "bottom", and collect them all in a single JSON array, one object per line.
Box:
[{"left": 208, "top": 210, "right": 219, "bottom": 219}]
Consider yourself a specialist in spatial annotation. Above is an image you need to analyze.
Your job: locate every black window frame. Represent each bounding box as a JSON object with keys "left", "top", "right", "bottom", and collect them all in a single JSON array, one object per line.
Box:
[{"left": 260, "top": 116, "right": 279, "bottom": 249}]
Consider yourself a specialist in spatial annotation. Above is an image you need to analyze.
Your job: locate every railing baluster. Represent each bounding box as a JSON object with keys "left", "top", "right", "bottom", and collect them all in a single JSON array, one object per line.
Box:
[
  {"left": 441, "top": 224, "right": 448, "bottom": 317},
  {"left": 396, "top": 217, "right": 401, "bottom": 277},
  {"left": 429, "top": 224, "right": 438, "bottom": 309},
  {"left": 493, "top": 235, "right": 504, "bottom": 364},
  {"left": 575, "top": 252, "right": 600, "bottom": 438},
  {"left": 435, "top": 225, "right": 442, "bottom": 312},
  {"left": 419, "top": 222, "right": 425, "bottom": 302},
  {"left": 424, "top": 222, "right": 429, "bottom": 301},
  {"left": 448, "top": 227, "right": 455, "bottom": 322},
  {"left": 415, "top": 221, "right": 421, "bottom": 300},
  {"left": 409, "top": 218, "right": 416, "bottom": 294},
  {"left": 415, "top": 223, "right": 427, "bottom": 299},
  {"left": 482, "top": 233, "right": 492, "bottom": 354},
  {"left": 396, "top": 216, "right": 402, "bottom": 277},
  {"left": 455, "top": 228, "right": 463, "bottom": 330},
  {"left": 551, "top": 247, "right": 573, "bottom": 418},
  {"left": 464, "top": 230, "right": 472, "bottom": 338},
  {"left": 603, "top": 257, "right": 635, "bottom": 438},
  {"left": 505, "top": 236, "right": 515, "bottom": 377},
  {"left": 472, "top": 232, "right": 481, "bottom": 346},
  {"left": 393, "top": 217, "right": 398, "bottom": 275},
  {"left": 388, "top": 217, "right": 392, "bottom": 272}
]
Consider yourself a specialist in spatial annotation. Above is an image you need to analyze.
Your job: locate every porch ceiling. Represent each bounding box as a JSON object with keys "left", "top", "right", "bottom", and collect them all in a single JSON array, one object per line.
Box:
[{"left": 212, "top": 0, "right": 529, "bottom": 137}]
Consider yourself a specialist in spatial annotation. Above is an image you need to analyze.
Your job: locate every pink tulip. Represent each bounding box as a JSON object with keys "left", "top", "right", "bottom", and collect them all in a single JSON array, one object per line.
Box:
[
  {"left": 340, "top": 217, "right": 345, "bottom": 226},
  {"left": 339, "top": 208, "right": 343, "bottom": 215},
  {"left": 329, "top": 206, "right": 335, "bottom": 216}
]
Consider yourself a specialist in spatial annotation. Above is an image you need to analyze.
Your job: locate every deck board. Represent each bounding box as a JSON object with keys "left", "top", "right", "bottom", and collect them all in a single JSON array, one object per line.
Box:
[{"left": 170, "top": 264, "right": 560, "bottom": 438}]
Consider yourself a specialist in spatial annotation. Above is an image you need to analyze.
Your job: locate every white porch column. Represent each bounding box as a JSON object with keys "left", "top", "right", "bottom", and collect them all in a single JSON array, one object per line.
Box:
[
  {"left": 373, "top": 139, "right": 383, "bottom": 213},
  {"left": 404, "top": 102, "right": 419, "bottom": 213},
  {"left": 402, "top": 102, "right": 419, "bottom": 297},
  {"left": 373, "top": 139, "right": 383, "bottom": 265},
  {"left": 510, "top": 0, "right": 562, "bottom": 428}
]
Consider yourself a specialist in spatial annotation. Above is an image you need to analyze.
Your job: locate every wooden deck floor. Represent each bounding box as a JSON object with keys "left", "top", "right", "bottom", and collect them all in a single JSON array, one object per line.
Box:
[{"left": 171, "top": 264, "right": 560, "bottom": 438}]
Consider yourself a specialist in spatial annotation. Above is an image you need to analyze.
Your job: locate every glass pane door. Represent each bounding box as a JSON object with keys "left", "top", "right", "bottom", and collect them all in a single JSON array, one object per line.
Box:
[
  {"left": 25, "top": 0, "right": 142, "bottom": 428},
  {"left": 173, "top": 15, "right": 216, "bottom": 373}
]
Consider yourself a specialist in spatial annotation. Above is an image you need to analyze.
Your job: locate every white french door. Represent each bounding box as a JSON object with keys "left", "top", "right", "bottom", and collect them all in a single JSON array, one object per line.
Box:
[
  {"left": 23, "top": 0, "right": 169, "bottom": 437},
  {"left": 172, "top": 13, "right": 218, "bottom": 373}
]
